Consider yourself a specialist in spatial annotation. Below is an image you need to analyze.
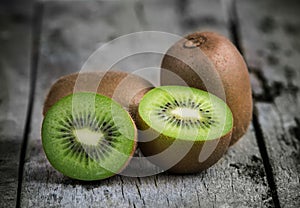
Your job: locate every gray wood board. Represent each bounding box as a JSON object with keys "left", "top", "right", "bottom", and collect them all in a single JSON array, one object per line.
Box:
[
  {"left": 237, "top": 0, "right": 300, "bottom": 207},
  {"left": 0, "top": 1, "right": 33, "bottom": 208},
  {"left": 21, "top": 0, "right": 270, "bottom": 207}
]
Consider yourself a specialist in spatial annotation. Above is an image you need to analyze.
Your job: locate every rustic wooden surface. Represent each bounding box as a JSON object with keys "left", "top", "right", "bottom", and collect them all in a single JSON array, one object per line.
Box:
[
  {"left": 0, "top": 1, "right": 33, "bottom": 207},
  {"left": 0, "top": 0, "right": 299, "bottom": 207},
  {"left": 237, "top": 1, "right": 300, "bottom": 207},
  {"left": 237, "top": 0, "right": 300, "bottom": 207}
]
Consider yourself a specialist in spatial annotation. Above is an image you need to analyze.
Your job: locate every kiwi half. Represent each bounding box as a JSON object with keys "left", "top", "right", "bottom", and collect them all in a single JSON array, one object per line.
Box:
[
  {"left": 42, "top": 92, "right": 137, "bottom": 181},
  {"left": 43, "top": 71, "right": 153, "bottom": 121},
  {"left": 161, "top": 31, "right": 252, "bottom": 145},
  {"left": 137, "top": 86, "right": 233, "bottom": 174}
]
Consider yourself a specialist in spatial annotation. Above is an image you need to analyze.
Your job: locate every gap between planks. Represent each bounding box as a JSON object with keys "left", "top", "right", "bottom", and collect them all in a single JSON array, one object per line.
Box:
[{"left": 16, "top": 2, "right": 44, "bottom": 208}]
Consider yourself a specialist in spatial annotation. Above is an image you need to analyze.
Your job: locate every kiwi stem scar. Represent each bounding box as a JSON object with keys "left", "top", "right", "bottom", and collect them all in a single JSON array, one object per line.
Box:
[{"left": 73, "top": 128, "right": 104, "bottom": 146}]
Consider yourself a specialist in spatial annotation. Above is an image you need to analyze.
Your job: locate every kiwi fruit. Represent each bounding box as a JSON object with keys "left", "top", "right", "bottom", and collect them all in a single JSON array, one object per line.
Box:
[
  {"left": 43, "top": 71, "right": 153, "bottom": 121},
  {"left": 137, "top": 86, "right": 233, "bottom": 174},
  {"left": 42, "top": 92, "right": 137, "bottom": 180},
  {"left": 161, "top": 31, "right": 252, "bottom": 145}
]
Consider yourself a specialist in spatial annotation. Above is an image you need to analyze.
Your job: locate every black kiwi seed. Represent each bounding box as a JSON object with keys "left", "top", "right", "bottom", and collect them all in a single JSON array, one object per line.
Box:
[{"left": 80, "top": 117, "right": 84, "bottom": 126}]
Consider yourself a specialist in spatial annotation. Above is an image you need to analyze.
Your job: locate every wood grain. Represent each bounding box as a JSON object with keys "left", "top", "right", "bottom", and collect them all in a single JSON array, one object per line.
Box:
[
  {"left": 0, "top": 1, "right": 33, "bottom": 207},
  {"left": 20, "top": 0, "right": 271, "bottom": 207},
  {"left": 237, "top": 0, "right": 300, "bottom": 207}
]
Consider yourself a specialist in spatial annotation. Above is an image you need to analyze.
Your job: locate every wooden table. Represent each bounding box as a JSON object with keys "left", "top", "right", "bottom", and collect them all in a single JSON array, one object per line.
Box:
[{"left": 1, "top": 0, "right": 299, "bottom": 207}]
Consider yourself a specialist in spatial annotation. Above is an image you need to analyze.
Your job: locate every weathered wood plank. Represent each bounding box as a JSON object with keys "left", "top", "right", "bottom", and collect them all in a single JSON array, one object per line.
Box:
[
  {"left": 237, "top": 0, "right": 300, "bottom": 207},
  {"left": 21, "top": 0, "right": 271, "bottom": 207},
  {"left": 0, "top": 1, "right": 33, "bottom": 207}
]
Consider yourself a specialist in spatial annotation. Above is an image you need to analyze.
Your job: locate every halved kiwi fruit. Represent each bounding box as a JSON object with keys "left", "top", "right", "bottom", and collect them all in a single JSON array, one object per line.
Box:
[
  {"left": 43, "top": 71, "right": 153, "bottom": 121},
  {"left": 161, "top": 31, "right": 252, "bottom": 145},
  {"left": 42, "top": 92, "right": 137, "bottom": 181},
  {"left": 137, "top": 86, "right": 233, "bottom": 174}
]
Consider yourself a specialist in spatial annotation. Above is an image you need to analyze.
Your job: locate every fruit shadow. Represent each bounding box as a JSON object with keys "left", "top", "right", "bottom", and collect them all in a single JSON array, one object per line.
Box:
[{"left": 28, "top": 145, "right": 209, "bottom": 188}]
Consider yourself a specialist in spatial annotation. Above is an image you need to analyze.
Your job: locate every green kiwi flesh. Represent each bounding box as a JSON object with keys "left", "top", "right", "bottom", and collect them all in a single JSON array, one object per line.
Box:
[
  {"left": 137, "top": 86, "right": 233, "bottom": 173},
  {"left": 42, "top": 92, "right": 137, "bottom": 181}
]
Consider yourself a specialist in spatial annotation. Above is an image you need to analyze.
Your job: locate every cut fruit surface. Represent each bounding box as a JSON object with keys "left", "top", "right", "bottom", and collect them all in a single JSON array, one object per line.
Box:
[
  {"left": 42, "top": 92, "right": 136, "bottom": 181},
  {"left": 138, "top": 86, "right": 233, "bottom": 141}
]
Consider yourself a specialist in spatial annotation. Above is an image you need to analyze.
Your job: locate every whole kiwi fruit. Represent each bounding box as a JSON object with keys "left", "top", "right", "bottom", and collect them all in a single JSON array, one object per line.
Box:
[
  {"left": 161, "top": 31, "right": 252, "bottom": 145},
  {"left": 43, "top": 71, "right": 153, "bottom": 121},
  {"left": 137, "top": 86, "right": 233, "bottom": 174},
  {"left": 42, "top": 92, "right": 137, "bottom": 180}
]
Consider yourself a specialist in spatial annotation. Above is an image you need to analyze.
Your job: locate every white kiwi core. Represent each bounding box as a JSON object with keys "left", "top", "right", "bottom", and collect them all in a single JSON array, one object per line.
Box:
[
  {"left": 171, "top": 107, "right": 201, "bottom": 120},
  {"left": 73, "top": 128, "right": 104, "bottom": 146}
]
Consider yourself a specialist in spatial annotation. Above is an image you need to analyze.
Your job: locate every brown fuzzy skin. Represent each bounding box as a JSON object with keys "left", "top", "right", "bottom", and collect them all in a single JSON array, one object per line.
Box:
[
  {"left": 43, "top": 71, "right": 153, "bottom": 120},
  {"left": 161, "top": 32, "right": 252, "bottom": 145},
  {"left": 137, "top": 114, "right": 232, "bottom": 174},
  {"left": 128, "top": 87, "right": 154, "bottom": 122}
]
